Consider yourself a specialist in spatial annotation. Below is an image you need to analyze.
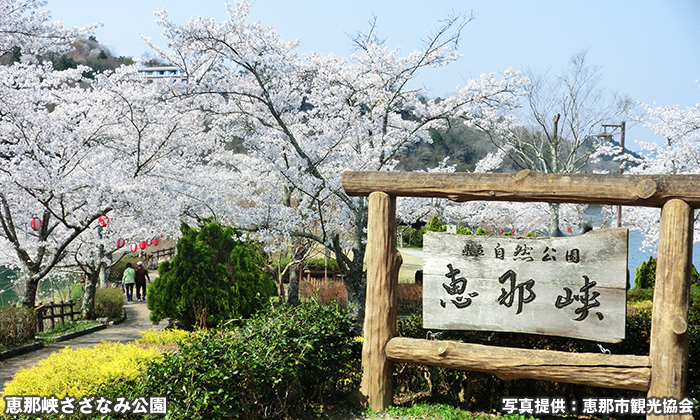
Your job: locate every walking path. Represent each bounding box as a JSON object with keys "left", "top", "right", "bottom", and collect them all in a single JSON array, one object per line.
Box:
[{"left": 0, "top": 301, "right": 167, "bottom": 390}]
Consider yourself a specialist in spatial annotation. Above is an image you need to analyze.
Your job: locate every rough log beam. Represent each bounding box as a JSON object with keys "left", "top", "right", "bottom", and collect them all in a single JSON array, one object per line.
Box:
[
  {"left": 386, "top": 337, "right": 651, "bottom": 391},
  {"left": 342, "top": 170, "right": 700, "bottom": 208}
]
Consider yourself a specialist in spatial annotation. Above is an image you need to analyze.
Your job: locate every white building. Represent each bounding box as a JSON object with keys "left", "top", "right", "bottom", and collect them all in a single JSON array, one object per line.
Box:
[{"left": 138, "top": 66, "right": 186, "bottom": 81}]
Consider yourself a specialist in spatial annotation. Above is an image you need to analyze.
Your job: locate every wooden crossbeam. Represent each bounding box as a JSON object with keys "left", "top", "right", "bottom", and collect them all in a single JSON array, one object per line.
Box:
[
  {"left": 386, "top": 337, "right": 651, "bottom": 391},
  {"left": 343, "top": 170, "right": 700, "bottom": 208}
]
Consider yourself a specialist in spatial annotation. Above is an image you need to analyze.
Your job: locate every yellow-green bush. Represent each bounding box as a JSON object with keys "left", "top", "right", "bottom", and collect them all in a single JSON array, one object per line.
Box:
[
  {"left": 94, "top": 287, "right": 124, "bottom": 319},
  {"left": 135, "top": 327, "right": 189, "bottom": 351},
  {"left": 0, "top": 341, "right": 162, "bottom": 413}
]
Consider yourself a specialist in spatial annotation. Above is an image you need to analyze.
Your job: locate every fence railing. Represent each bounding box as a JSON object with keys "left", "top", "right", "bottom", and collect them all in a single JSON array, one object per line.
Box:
[
  {"left": 34, "top": 300, "right": 80, "bottom": 332},
  {"left": 145, "top": 247, "right": 175, "bottom": 269}
]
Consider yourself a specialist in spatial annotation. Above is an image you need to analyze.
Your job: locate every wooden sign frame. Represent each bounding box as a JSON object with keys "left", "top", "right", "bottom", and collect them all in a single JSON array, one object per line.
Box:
[{"left": 342, "top": 170, "right": 697, "bottom": 420}]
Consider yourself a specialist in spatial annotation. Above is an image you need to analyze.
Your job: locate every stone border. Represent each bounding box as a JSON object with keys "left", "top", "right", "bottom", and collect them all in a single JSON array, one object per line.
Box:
[
  {"left": 0, "top": 341, "right": 44, "bottom": 361},
  {"left": 0, "top": 306, "right": 127, "bottom": 360},
  {"left": 53, "top": 323, "right": 107, "bottom": 343}
]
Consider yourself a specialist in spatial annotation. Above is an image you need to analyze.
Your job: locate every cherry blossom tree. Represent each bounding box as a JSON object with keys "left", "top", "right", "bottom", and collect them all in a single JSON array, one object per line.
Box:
[
  {"left": 0, "top": 0, "right": 97, "bottom": 57},
  {"left": 626, "top": 84, "right": 700, "bottom": 250},
  {"left": 395, "top": 155, "right": 552, "bottom": 237},
  {"left": 0, "top": 61, "right": 213, "bottom": 310},
  {"left": 146, "top": 1, "right": 528, "bottom": 325}
]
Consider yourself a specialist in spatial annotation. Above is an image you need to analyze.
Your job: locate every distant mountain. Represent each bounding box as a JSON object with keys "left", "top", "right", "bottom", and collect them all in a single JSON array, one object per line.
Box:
[
  {"left": 394, "top": 122, "right": 640, "bottom": 175},
  {"left": 0, "top": 36, "right": 134, "bottom": 75}
]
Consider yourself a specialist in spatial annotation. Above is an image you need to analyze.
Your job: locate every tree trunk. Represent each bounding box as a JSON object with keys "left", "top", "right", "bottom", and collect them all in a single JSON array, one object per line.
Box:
[
  {"left": 81, "top": 271, "right": 99, "bottom": 319},
  {"left": 337, "top": 199, "right": 369, "bottom": 331},
  {"left": 98, "top": 245, "right": 111, "bottom": 288},
  {"left": 287, "top": 261, "right": 301, "bottom": 306},
  {"left": 20, "top": 276, "right": 39, "bottom": 308},
  {"left": 548, "top": 202, "right": 560, "bottom": 235},
  {"left": 343, "top": 267, "right": 366, "bottom": 332},
  {"left": 98, "top": 263, "right": 110, "bottom": 288},
  {"left": 275, "top": 266, "right": 287, "bottom": 305}
]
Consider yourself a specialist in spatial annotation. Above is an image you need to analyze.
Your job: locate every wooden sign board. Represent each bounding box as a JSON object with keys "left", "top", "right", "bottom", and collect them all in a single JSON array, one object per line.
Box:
[{"left": 423, "top": 229, "right": 628, "bottom": 343}]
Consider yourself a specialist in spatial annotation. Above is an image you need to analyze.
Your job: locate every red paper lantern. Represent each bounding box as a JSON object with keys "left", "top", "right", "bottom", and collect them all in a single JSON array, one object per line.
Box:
[
  {"left": 130, "top": 243, "right": 138, "bottom": 252},
  {"left": 146, "top": 239, "right": 152, "bottom": 246},
  {"left": 500, "top": 229, "right": 504, "bottom": 234},
  {"left": 117, "top": 238, "right": 126, "bottom": 248},
  {"left": 152, "top": 238, "right": 159, "bottom": 246},
  {"left": 511, "top": 228, "right": 516, "bottom": 234},
  {"left": 98, "top": 215, "right": 110, "bottom": 227},
  {"left": 567, "top": 227, "right": 573, "bottom": 234},
  {"left": 160, "top": 233, "right": 164, "bottom": 238},
  {"left": 139, "top": 241, "right": 147, "bottom": 250},
  {"left": 30, "top": 217, "right": 42, "bottom": 231}
]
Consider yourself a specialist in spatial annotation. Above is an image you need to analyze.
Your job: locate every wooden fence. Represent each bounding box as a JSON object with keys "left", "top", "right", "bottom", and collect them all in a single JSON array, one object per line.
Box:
[
  {"left": 35, "top": 300, "right": 80, "bottom": 332},
  {"left": 342, "top": 170, "right": 699, "bottom": 420},
  {"left": 145, "top": 247, "right": 175, "bottom": 268},
  {"left": 300, "top": 268, "right": 342, "bottom": 288}
]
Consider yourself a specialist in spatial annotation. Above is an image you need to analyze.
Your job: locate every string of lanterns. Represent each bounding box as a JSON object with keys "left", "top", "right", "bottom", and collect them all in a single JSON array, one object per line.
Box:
[
  {"left": 123, "top": 238, "right": 161, "bottom": 252},
  {"left": 30, "top": 213, "right": 163, "bottom": 252}
]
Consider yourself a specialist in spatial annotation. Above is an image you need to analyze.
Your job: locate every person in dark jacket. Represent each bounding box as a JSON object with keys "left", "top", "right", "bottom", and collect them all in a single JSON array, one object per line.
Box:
[{"left": 134, "top": 261, "right": 150, "bottom": 302}]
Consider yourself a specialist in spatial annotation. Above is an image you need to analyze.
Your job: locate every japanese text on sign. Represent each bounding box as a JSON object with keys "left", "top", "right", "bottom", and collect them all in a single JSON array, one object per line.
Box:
[{"left": 422, "top": 229, "right": 628, "bottom": 343}]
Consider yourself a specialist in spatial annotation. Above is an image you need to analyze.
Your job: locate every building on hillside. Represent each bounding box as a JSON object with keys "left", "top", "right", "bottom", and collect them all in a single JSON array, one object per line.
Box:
[{"left": 138, "top": 66, "right": 186, "bottom": 82}]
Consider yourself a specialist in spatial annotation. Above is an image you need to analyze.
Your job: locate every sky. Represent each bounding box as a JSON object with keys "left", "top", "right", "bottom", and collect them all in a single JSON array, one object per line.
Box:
[{"left": 43, "top": 0, "right": 700, "bottom": 151}]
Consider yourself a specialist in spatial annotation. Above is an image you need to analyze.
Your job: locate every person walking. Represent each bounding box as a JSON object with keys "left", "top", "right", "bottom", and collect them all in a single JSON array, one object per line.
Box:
[
  {"left": 121, "top": 262, "right": 136, "bottom": 302},
  {"left": 134, "top": 261, "right": 150, "bottom": 302}
]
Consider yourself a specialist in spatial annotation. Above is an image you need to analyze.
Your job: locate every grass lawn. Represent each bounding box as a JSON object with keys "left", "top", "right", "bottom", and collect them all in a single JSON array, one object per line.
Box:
[{"left": 398, "top": 249, "right": 423, "bottom": 283}]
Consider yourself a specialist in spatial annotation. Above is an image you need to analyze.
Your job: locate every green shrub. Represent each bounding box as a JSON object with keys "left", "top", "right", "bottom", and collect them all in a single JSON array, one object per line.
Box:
[
  {"left": 476, "top": 227, "right": 488, "bottom": 236},
  {"left": 148, "top": 221, "right": 275, "bottom": 330},
  {"left": 94, "top": 287, "right": 124, "bottom": 319},
  {"left": 456, "top": 226, "right": 472, "bottom": 235},
  {"left": 634, "top": 256, "right": 657, "bottom": 289},
  {"left": 0, "top": 306, "right": 37, "bottom": 350},
  {"left": 631, "top": 258, "right": 700, "bottom": 323},
  {"left": 627, "top": 287, "right": 654, "bottom": 302},
  {"left": 136, "top": 327, "right": 189, "bottom": 347},
  {"left": 303, "top": 256, "right": 339, "bottom": 271},
  {"left": 411, "top": 227, "right": 424, "bottom": 247},
  {"left": 102, "top": 301, "right": 359, "bottom": 419},
  {"left": 425, "top": 215, "right": 447, "bottom": 233},
  {"left": 635, "top": 256, "right": 700, "bottom": 289}
]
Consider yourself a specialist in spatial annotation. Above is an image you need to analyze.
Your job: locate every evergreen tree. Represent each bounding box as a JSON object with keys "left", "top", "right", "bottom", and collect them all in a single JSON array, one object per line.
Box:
[{"left": 148, "top": 221, "right": 275, "bottom": 329}]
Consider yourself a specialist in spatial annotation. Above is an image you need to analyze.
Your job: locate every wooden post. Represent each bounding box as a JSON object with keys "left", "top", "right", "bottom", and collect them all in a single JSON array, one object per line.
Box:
[
  {"left": 649, "top": 199, "right": 693, "bottom": 420},
  {"left": 35, "top": 304, "right": 44, "bottom": 333},
  {"left": 49, "top": 303, "right": 55, "bottom": 330},
  {"left": 360, "top": 192, "right": 403, "bottom": 412}
]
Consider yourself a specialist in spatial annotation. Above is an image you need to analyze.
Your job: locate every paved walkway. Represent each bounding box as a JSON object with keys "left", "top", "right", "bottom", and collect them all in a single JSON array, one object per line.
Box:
[
  {"left": 0, "top": 300, "right": 167, "bottom": 390},
  {"left": 398, "top": 248, "right": 424, "bottom": 259}
]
